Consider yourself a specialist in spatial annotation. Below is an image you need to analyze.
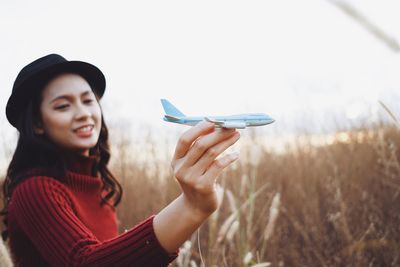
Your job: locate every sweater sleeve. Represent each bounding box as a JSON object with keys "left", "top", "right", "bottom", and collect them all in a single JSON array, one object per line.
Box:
[{"left": 11, "top": 176, "right": 178, "bottom": 267}]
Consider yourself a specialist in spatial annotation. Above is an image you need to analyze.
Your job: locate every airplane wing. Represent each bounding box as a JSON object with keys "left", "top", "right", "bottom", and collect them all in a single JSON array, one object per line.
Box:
[
  {"left": 205, "top": 117, "right": 224, "bottom": 126},
  {"left": 205, "top": 117, "right": 246, "bottom": 129}
]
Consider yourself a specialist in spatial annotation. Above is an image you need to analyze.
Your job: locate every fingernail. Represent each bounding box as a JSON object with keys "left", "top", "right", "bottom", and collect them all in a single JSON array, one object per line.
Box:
[
  {"left": 224, "top": 128, "right": 236, "bottom": 132},
  {"left": 232, "top": 131, "right": 240, "bottom": 138},
  {"left": 200, "top": 120, "right": 213, "bottom": 126}
]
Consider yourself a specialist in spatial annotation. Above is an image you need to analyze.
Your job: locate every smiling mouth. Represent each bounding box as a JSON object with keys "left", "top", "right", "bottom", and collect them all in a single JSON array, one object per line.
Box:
[{"left": 74, "top": 125, "right": 94, "bottom": 133}]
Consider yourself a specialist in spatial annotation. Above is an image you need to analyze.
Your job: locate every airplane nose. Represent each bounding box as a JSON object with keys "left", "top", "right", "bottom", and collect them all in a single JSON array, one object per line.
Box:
[{"left": 262, "top": 117, "right": 275, "bottom": 125}]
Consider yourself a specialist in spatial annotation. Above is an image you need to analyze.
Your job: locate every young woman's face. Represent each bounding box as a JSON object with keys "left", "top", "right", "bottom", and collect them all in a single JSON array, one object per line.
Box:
[{"left": 34, "top": 73, "right": 102, "bottom": 156}]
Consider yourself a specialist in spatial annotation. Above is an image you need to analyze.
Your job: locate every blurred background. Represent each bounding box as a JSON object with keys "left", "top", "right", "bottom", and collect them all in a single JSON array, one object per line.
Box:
[{"left": 1, "top": 0, "right": 399, "bottom": 266}]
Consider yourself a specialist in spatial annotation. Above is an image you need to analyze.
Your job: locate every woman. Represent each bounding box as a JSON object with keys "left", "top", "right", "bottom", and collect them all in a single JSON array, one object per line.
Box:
[{"left": 1, "top": 54, "right": 240, "bottom": 266}]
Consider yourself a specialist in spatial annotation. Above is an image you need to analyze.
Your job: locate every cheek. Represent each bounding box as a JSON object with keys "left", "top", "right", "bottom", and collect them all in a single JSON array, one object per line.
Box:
[{"left": 42, "top": 112, "right": 71, "bottom": 135}]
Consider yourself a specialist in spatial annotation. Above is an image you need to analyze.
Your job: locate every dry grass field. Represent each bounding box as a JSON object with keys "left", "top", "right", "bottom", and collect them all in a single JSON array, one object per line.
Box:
[
  {"left": 1, "top": 123, "right": 399, "bottom": 266},
  {"left": 110, "top": 123, "right": 400, "bottom": 267}
]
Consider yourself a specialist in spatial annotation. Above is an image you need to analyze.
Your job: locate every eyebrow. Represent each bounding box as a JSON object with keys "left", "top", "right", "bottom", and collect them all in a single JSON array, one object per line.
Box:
[{"left": 49, "top": 90, "right": 92, "bottom": 104}]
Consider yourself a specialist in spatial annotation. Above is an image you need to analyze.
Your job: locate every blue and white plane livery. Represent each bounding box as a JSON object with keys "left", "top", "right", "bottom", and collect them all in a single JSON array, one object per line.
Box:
[{"left": 161, "top": 99, "right": 275, "bottom": 129}]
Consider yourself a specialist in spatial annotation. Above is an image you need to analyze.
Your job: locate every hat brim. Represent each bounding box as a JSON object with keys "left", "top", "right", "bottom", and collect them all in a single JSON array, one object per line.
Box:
[{"left": 6, "top": 60, "right": 106, "bottom": 129}]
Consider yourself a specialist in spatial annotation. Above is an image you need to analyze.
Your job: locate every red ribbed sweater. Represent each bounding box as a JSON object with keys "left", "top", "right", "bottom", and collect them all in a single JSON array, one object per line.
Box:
[{"left": 7, "top": 155, "right": 178, "bottom": 266}]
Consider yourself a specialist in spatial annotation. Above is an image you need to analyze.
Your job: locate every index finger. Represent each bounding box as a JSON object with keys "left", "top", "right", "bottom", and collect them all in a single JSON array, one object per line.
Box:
[{"left": 174, "top": 121, "right": 215, "bottom": 159}]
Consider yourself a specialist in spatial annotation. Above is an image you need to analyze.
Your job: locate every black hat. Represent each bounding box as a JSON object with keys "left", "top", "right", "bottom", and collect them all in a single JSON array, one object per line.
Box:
[{"left": 6, "top": 54, "right": 106, "bottom": 129}]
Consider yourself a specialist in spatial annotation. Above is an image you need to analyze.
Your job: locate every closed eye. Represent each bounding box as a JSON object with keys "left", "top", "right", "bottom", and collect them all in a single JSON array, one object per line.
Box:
[{"left": 55, "top": 104, "right": 69, "bottom": 110}]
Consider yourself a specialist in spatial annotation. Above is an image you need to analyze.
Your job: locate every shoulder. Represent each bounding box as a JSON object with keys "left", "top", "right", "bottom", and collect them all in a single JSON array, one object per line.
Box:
[
  {"left": 11, "top": 172, "right": 73, "bottom": 207},
  {"left": 15, "top": 174, "right": 64, "bottom": 190}
]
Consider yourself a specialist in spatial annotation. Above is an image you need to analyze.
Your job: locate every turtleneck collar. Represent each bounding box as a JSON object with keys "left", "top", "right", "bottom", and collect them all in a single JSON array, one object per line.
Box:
[
  {"left": 15, "top": 152, "right": 102, "bottom": 193},
  {"left": 62, "top": 152, "right": 99, "bottom": 177}
]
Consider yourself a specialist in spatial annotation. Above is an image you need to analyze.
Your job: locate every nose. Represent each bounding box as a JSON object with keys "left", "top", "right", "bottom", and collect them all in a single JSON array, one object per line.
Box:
[{"left": 74, "top": 103, "right": 92, "bottom": 120}]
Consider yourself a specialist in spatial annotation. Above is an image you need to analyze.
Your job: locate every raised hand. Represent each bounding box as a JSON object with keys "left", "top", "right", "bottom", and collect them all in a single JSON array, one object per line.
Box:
[{"left": 171, "top": 121, "right": 240, "bottom": 216}]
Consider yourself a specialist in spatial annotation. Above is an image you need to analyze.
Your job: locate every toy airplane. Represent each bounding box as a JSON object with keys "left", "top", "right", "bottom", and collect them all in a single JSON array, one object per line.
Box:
[{"left": 161, "top": 99, "right": 275, "bottom": 129}]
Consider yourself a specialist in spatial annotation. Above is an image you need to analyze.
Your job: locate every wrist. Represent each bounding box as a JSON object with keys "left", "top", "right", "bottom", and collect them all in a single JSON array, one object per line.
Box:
[
  {"left": 153, "top": 194, "right": 212, "bottom": 252},
  {"left": 180, "top": 193, "right": 215, "bottom": 222}
]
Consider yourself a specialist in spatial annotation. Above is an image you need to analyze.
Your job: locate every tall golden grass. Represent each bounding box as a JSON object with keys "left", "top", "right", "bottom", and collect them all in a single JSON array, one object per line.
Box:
[
  {"left": 1, "top": 121, "right": 399, "bottom": 266},
  {"left": 107, "top": 121, "right": 400, "bottom": 266}
]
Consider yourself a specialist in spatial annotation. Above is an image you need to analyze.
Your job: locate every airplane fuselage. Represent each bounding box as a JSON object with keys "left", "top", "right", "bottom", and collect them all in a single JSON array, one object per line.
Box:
[{"left": 163, "top": 114, "right": 274, "bottom": 128}]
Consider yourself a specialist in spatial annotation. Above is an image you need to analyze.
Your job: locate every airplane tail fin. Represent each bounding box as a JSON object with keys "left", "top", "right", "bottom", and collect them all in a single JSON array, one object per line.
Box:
[{"left": 161, "top": 99, "right": 185, "bottom": 117}]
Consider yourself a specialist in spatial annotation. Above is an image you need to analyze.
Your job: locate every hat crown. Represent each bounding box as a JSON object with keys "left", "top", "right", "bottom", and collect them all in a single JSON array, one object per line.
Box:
[{"left": 13, "top": 54, "right": 67, "bottom": 92}]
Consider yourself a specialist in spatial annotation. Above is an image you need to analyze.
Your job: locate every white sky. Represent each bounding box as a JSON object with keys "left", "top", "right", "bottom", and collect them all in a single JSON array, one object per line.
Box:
[{"left": 1, "top": 0, "right": 400, "bottom": 142}]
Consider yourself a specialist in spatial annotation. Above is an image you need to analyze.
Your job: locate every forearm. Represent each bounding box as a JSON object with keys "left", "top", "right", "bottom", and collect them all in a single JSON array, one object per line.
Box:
[{"left": 153, "top": 193, "right": 211, "bottom": 253}]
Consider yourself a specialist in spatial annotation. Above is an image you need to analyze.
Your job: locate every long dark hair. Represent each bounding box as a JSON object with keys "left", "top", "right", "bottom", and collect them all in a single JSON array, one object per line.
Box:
[{"left": 0, "top": 79, "right": 123, "bottom": 241}]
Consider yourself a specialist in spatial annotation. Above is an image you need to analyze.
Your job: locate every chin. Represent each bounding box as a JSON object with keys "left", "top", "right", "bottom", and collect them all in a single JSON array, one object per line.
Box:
[{"left": 70, "top": 142, "right": 97, "bottom": 152}]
